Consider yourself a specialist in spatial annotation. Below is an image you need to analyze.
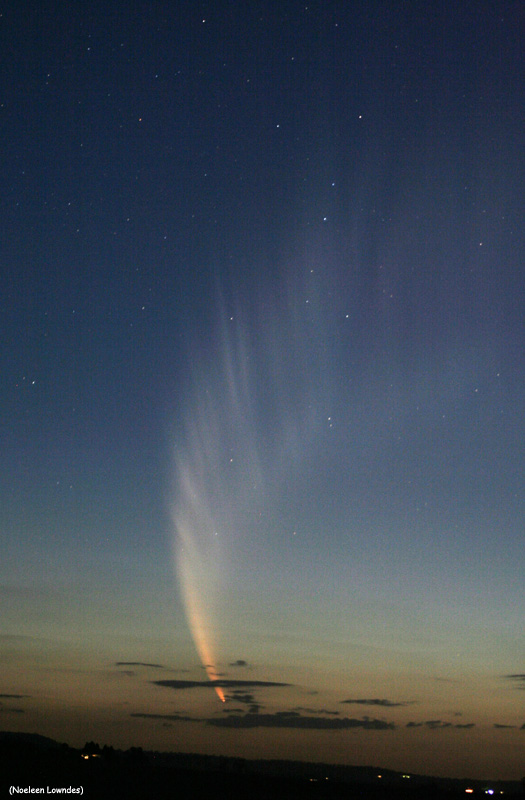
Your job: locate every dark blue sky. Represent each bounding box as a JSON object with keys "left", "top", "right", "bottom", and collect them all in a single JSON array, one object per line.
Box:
[{"left": 1, "top": 0, "right": 523, "bottom": 779}]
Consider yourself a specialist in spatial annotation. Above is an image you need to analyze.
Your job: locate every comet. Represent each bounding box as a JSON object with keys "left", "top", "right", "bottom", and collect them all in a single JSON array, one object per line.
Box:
[
  {"left": 170, "top": 290, "right": 326, "bottom": 705},
  {"left": 169, "top": 308, "right": 263, "bottom": 707},
  {"left": 176, "top": 531, "right": 226, "bottom": 703},
  {"left": 171, "top": 471, "right": 226, "bottom": 704}
]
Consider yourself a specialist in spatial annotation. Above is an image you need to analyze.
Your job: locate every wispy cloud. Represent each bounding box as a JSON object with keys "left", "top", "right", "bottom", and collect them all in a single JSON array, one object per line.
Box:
[
  {"left": 0, "top": 694, "right": 30, "bottom": 715},
  {"left": 504, "top": 674, "right": 525, "bottom": 690},
  {"left": 131, "top": 708, "right": 395, "bottom": 731},
  {"left": 407, "top": 720, "right": 475, "bottom": 730},
  {"left": 116, "top": 662, "right": 165, "bottom": 669},
  {"left": 207, "top": 713, "right": 395, "bottom": 730},
  {"left": 293, "top": 707, "right": 340, "bottom": 716},
  {"left": 341, "top": 698, "right": 414, "bottom": 707},
  {"left": 131, "top": 712, "right": 197, "bottom": 723},
  {"left": 229, "top": 691, "right": 256, "bottom": 704},
  {"left": 0, "top": 706, "right": 25, "bottom": 714},
  {"left": 227, "top": 690, "right": 262, "bottom": 714}
]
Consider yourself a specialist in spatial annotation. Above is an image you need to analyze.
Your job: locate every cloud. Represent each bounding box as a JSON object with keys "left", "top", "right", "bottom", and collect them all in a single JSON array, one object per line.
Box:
[
  {"left": 341, "top": 698, "right": 414, "bottom": 707},
  {"left": 131, "top": 712, "right": 197, "bottom": 723},
  {"left": 293, "top": 707, "right": 340, "bottom": 715},
  {"left": 131, "top": 707, "right": 395, "bottom": 731},
  {"left": 151, "top": 678, "right": 288, "bottom": 715},
  {"left": 152, "top": 679, "right": 290, "bottom": 690},
  {"left": 116, "top": 662, "right": 165, "bottom": 669},
  {"left": 229, "top": 660, "right": 249, "bottom": 667},
  {"left": 230, "top": 691, "right": 256, "bottom": 704},
  {"left": 504, "top": 674, "right": 525, "bottom": 689},
  {"left": 494, "top": 723, "right": 516, "bottom": 729},
  {"left": 407, "top": 720, "right": 474, "bottom": 730},
  {"left": 0, "top": 694, "right": 29, "bottom": 714},
  {"left": 424, "top": 721, "right": 451, "bottom": 729},
  {"left": 207, "top": 713, "right": 395, "bottom": 730},
  {"left": 227, "top": 690, "right": 262, "bottom": 714}
]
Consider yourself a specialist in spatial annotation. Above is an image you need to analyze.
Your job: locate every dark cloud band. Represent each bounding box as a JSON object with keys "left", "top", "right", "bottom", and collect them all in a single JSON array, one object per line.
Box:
[
  {"left": 152, "top": 679, "right": 290, "bottom": 690},
  {"left": 341, "top": 698, "right": 413, "bottom": 707}
]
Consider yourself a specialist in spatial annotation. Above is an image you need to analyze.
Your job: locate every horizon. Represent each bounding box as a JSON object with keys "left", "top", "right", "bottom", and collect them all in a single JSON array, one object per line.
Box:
[{"left": 0, "top": 729, "right": 522, "bottom": 788}]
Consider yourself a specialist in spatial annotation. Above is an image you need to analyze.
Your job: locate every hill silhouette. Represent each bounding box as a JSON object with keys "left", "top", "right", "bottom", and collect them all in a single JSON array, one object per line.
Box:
[{"left": 0, "top": 731, "right": 522, "bottom": 800}]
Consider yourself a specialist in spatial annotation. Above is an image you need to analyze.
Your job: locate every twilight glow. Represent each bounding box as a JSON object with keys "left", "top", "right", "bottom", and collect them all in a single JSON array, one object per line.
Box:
[{"left": 1, "top": 0, "right": 523, "bottom": 782}]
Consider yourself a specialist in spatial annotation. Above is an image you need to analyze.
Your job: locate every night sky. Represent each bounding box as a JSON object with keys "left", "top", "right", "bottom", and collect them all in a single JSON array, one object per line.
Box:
[{"left": 1, "top": 0, "right": 524, "bottom": 780}]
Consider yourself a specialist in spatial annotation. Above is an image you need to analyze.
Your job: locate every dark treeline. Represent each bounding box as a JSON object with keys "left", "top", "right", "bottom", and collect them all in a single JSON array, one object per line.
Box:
[{"left": 0, "top": 733, "right": 522, "bottom": 800}]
